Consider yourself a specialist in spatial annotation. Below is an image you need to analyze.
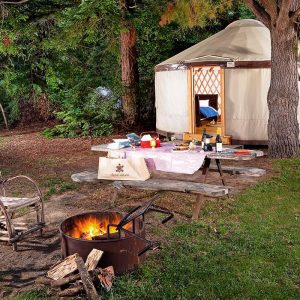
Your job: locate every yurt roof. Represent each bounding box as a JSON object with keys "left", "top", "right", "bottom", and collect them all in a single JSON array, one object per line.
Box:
[{"left": 157, "top": 19, "right": 271, "bottom": 67}]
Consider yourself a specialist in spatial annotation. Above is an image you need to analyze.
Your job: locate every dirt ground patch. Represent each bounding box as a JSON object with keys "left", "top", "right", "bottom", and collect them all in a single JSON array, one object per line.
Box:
[{"left": 0, "top": 127, "right": 272, "bottom": 298}]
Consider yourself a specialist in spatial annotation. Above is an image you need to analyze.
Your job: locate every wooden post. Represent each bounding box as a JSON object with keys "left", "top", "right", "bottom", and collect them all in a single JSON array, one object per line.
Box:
[
  {"left": 188, "top": 67, "right": 194, "bottom": 134},
  {"left": 219, "top": 68, "right": 226, "bottom": 139}
]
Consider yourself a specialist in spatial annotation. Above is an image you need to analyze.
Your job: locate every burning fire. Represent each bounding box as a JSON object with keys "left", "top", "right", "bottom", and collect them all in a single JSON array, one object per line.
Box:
[{"left": 66, "top": 213, "right": 131, "bottom": 240}]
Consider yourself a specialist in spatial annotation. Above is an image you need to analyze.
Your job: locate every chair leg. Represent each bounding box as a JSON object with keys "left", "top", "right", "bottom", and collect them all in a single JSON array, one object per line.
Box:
[
  {"left": 12, "top": 242, "right": 18, "bottom": 251},
  {"left": 36, "top": 203, "right": 44, "bottom": 237}
]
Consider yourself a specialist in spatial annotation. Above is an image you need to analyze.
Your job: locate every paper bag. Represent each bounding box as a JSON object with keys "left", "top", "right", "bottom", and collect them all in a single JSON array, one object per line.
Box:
[{"left": 98, "top": 157, "right": 150, "bottom": 181}]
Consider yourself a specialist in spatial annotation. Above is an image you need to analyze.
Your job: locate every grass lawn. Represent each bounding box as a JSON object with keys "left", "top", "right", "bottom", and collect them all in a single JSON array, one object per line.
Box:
[{"left": 14, "top": 159, "right": 300, "bottom": 300}]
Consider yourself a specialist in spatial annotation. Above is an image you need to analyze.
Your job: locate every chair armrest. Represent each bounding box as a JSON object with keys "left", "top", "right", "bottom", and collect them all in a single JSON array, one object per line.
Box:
[{"left": 1, "top": 175, "right": 43, "bottom": 202}]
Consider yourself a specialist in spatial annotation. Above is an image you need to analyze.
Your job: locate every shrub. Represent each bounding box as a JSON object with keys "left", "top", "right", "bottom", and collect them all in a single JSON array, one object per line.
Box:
[{"left": 42, "top": 90, "right": 120, "bottom": 138}]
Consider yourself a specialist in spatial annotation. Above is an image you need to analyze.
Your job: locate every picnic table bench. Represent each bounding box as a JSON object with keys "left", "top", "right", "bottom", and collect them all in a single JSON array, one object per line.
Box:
[{"left": 71, "top": 171, "right": 231, "bottom": 219}]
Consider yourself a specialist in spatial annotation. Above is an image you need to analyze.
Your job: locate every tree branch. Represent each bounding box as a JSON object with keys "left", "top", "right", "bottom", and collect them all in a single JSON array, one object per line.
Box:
[
  {"left": 277, "top": 0, "right": 292, "bottom": 26},
  {"left": 260, "top": 0, "right": 278, "bottom": 21},
  {"left": 290, "top": 6, "right": 300, "bottom": 23},
  {"left": 0, "top": 0, "right": 29, "bottom": 4},
  {"left": 243, "top": 0, "right": 271, "bottom": 28}
]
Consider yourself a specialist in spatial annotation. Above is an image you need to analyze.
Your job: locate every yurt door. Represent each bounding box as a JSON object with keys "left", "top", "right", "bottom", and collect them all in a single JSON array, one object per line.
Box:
[{"left": 190, "top": 66, "right": 229, "bottom": 143}]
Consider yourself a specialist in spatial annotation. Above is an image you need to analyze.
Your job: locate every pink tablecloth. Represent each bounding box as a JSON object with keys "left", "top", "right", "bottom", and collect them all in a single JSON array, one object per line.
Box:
[{"left": 122, "top": 144, "right": 206, "bottom": 175}]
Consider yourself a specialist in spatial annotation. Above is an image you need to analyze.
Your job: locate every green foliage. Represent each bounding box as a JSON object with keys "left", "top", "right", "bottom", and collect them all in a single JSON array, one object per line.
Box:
[
  {"left": 161, "top": 0, "right": 233, "bottom": 28},
  {"left": 0, "top": 0, "right": 253, "bottom": 132},
  {"left": 43, "top": 91, "right": 120, "bottom": 137}
]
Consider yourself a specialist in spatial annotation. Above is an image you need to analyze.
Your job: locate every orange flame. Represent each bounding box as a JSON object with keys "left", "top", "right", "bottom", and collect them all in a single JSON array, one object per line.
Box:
[{"left": 66, "top": 214, "right": 131, "bottom": 240}]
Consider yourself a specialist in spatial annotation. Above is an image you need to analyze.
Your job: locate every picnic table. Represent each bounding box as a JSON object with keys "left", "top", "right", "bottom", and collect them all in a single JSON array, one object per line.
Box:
[{"left": 85, "top": 143, "right": 264, "bottom": 219}]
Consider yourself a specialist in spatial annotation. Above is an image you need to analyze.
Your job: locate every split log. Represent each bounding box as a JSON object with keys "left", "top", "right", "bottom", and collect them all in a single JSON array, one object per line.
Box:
[
  {"left": 85, "top": 249, "right": 104, "bottom": 271},
  {"left": 75, "top": 256, "right": 99, "bottom": 300},
  {"left": 35, "top": 277, "right": 52, "bottom": 286},
  {"left": 98, "top": 266, "right": 114, "bottom": 292},
  {"left": 51, "top": 273, "right": 81, "bottom": 288},
  {"left": 51, "top": 268, "right": 104, "bottom": 288},
  {"left": 58, "top": 285, "right": 84, "bottom": 297},
  {"left": 47, "top": 253, "right": 79, "bottom": 280}
]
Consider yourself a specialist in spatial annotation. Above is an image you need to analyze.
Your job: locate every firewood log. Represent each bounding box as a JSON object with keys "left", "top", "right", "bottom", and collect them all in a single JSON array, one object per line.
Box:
[
  {"left": 51, "top": 267, "right": 103, "bottom": 288},
  {"left": 47, "top": 253, "right": 79, "bottom": 280},
  {"left": 51, "top": 273, "right": 81, "bottom": 288},
  {"left": 35, "top": 277, "right": 52, "bottom": 286},
  {"left": 57, "top": 285, "right": 84, "bottom": 297},
  {"left": 85, "top": 249, "right": 104, "bottom": 271},
  {"left": 97, "top": 266, "right": 114, "bottom": 292},
  {"left": 75, "top": 256, "right": 99, "bottom": 300}
]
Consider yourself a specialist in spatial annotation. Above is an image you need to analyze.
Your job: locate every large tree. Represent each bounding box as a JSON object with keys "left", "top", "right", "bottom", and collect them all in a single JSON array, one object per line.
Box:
[
  {"left": 243, "top": 1, "right": 300, "bottom": 157},
  {"left": 120, "top": 0, "right": 140, "bottom": 127}
]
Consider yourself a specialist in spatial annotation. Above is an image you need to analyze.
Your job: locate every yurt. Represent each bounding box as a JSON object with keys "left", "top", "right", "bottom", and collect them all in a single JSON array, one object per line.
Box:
[{"left": 155, "top": 19, "right": 300, "bottom": 144}]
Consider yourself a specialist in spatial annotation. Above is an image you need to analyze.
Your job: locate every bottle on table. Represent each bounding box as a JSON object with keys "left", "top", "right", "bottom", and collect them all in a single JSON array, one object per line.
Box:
[
  {"left": 201, "top": 128, "right": 206, "bottom": 149},
  {"left": 215, "top": 127, "right": 222, "bottom": 152},
  {"left": 150, "top": 138, "right": 156, "bottom": 149}
]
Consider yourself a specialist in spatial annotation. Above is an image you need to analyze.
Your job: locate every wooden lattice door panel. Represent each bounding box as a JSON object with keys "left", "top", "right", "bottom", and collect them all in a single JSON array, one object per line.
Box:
[{"left": 193, "top": 66, "right": 223, "bottom": 116}]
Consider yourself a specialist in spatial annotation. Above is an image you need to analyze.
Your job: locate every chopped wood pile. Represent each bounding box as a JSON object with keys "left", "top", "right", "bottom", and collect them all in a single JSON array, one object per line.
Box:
[{"left": 37, "top": 249, "right": 114, "bottom": 299}]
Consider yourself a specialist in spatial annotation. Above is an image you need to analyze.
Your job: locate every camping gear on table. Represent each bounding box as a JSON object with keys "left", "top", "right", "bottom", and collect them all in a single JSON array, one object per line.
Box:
[
  {"left": 107, "top": 139, "right": 130, "bottom": 150},
  {"left": 140, "top": 132, "right": 161, "bottom": 148},
  {"left": 126, "top": 133, "right": 141, "bottom": 146}
]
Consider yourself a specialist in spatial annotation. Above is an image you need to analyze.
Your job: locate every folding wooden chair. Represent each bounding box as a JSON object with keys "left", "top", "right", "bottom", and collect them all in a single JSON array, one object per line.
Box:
[{"left": 0, "top": 175, "right": 45, "bottom": 251}]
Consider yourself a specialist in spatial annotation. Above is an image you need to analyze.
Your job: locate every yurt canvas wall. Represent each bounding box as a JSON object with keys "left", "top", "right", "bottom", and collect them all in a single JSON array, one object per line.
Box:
[{"left": 155, "top": 69, "right": 190, "bottom": 134}]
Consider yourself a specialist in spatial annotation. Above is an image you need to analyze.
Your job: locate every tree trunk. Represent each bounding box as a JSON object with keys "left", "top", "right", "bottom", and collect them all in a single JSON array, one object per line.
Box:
[
  {"left": 120, "top": 20, "right": 139, "bottom": 127},
  {"left": 267, "top": 24, "right": 300, "bottom": 158}
]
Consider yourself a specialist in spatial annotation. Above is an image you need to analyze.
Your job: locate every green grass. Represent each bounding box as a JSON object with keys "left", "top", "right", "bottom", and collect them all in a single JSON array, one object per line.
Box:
[
  {"left": 107, "top": 159, "right": 300, "bottom": 300},
  {"left": 13, "top": 290, "right": 55, "bottom": 300},
  {"left": 41, "top": 176, "right": 76, "bottom": 200},
  {"left": 14, "top": 159, "right": 300, "bottom": 300}
]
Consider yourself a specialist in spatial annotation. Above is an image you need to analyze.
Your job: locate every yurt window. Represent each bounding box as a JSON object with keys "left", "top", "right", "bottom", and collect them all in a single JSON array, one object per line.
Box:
[{"left": 192, "top": 66, "right": 224, "bottom": 135}]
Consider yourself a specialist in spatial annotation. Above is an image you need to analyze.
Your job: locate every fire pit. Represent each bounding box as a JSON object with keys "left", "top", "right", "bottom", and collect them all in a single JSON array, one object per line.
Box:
[{"left": 60, "top": 194, "right": 173, "bottom": 274}]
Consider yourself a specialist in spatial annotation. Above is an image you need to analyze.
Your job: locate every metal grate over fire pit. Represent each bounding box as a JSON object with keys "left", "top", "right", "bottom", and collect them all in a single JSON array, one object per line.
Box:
[{"left": 60, "top": 194, "right": 173, "bottom": 274}]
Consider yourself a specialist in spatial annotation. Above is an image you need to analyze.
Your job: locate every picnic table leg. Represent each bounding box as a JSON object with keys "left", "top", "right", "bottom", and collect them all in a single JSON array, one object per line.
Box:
[
  {"left": 215, "top": 158, "right": 230, "bottom": 198},
  {"left": 192, "top": 157, "right": 211, "bottom": 220},
  {"left": 215, "top": 159, "right": 226, "bottom": 186}
]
